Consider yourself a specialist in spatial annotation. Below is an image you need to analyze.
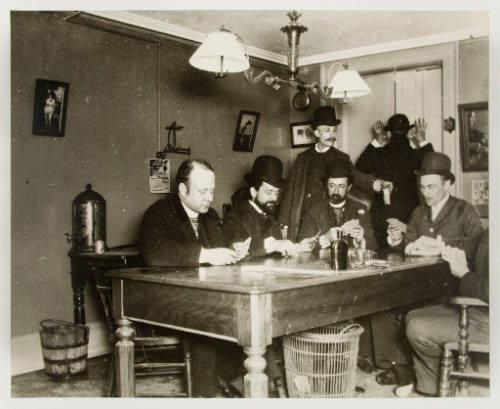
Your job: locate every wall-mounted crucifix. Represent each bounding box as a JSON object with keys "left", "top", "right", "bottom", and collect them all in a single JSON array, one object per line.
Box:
[{"left": 156, "top": 121, "right": 191, "bottom": 158}]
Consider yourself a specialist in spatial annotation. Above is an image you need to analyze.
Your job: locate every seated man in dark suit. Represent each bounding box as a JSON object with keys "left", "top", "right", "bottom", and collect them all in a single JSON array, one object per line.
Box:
[
  {"left": 140, "top": 158, "right": 241, "bottom": 397},
  {"left": 223, "top": 155, "right": 317, "bottom": 259},
  {"left": 403, "top": 229, "right": 489, "bottom": 397},
  {"left": 297, "top": 159, "right": 377, "bottom": 251}
]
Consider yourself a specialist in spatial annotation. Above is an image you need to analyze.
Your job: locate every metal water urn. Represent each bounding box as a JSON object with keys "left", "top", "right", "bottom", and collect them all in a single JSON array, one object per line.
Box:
[{"left": 71, "top": 184, "right": 106, "bottom": 252}]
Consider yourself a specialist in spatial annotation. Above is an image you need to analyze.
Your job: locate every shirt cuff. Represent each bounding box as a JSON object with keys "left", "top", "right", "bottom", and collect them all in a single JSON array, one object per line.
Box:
[
  {"left": 263, "top": 236, "right": 276, "bottom": 253},
  {"left": 319, "top": 235, "right": 331, "bottom": 249},
  {"left": 387, "top": 235, "right": 403, "bottom": 247},
  {"left": 371, "top": 139, "right": 383, "bottom": 148},
  {"left": 413, "top": 140, "right": 429, "bottom": 149}
]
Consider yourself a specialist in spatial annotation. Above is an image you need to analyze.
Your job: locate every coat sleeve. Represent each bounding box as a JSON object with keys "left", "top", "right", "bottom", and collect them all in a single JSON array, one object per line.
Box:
[
  {"left": 400, "top": 208, "right": 420, "bottom": 250},
  {"left": 222, "top": 208, "right": 250, "bottom": 248},
  {"left": 297, "top": 206, "right": 320, "bottom": 242},
  {"left": 355, "top": 143, "right": 379, "bottom": 175},
  {"left": 459, "top": 230, "right": 489, "bottom": 302},
  {"left": 350, "top": 156, "right": 376, "bottom": 193},
  {"left": 139, "top": 206, "right": 202, "bottom": 267}
]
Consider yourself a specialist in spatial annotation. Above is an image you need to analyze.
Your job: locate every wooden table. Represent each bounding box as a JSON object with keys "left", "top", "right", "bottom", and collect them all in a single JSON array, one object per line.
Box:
[
  {"left": 107, "top": 251, "right": 457, "bottom": 397},
  {"left": 68, "top": 247, "right": 141, "bottom": 324}
]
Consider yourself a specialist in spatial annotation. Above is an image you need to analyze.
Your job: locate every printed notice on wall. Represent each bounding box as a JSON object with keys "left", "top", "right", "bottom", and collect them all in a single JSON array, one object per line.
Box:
[
  {"left": 149, "top": 158, "right": 170, "bottom": 194},
  {"left": 471, "top": 179, "right": 488, "bottom": 205}
]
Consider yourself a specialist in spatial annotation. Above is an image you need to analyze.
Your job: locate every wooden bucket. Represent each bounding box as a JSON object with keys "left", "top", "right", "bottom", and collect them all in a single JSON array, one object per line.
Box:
[{"left": 39, "top": 319, "right": 89, "bottom": 377}]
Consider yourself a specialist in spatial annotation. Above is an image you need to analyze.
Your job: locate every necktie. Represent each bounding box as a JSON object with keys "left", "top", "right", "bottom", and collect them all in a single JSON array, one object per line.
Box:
[
  {"left": 333, "top": 207, "right": 344, "bottom": 226},
  {"left": 189, "top": 217, "right": 199, "bottom": 239}
]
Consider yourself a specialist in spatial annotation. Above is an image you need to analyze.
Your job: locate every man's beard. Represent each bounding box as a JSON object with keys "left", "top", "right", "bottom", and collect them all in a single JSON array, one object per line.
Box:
[
  {"left": 255, "top": 198, "right": 278, "bottom": 214},
  {"left": 329, "top": 193, "right": 345, "bottom": 205}
]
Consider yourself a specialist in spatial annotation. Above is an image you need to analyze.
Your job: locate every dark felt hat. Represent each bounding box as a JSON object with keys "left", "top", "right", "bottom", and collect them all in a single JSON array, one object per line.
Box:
[
  {"left": 312, "top": 106, "right": 341, "bottom": 129},
  {"left": 383, "top": 114, "right": 415, "bottom": 132},
  {"left": 244, "top": 155, "right": 286, "bottom": 189},
  {"left": 415, "top": 152, "right": 455, "bottom": 184},
  {"left": 322, "top": 159, "right": 353, "bottom": 184}
]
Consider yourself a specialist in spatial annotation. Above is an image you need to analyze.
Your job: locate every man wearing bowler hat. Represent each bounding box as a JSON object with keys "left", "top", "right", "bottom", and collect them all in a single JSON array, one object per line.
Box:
[
  {"left": 279, "top": 105, "right": 393, "bottom": 242},
  {"left": 370, "top": 151, "right": 484, "bottom": 393},
  {"left": 224, "top": 155, "right": 317, "bottom": 258},
  {"left": 356, "top": 114, "right": 434, "bottom": 249}
]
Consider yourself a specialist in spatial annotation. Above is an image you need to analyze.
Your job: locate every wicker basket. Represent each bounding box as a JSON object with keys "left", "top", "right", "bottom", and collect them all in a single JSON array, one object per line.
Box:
[
  {"left": 283, "top": 322, "right": 364, "bottom": 398},
  {"left": 39, "top": 319, "right": 89, "bottom": 377}
]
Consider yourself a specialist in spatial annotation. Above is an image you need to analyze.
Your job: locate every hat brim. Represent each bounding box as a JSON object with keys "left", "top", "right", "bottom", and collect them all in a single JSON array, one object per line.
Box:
[
  {"left": 415, "top": 169, "right": 455, "bottom": 185},
  {"left": 384, "top": 123, "right": 415, "bottom": 132},
  {"left": 244, "top": 174, "right": 287, "bottom": 190},
  {"left": 313, "top": 119, "right": 342, "bottom": 128}
]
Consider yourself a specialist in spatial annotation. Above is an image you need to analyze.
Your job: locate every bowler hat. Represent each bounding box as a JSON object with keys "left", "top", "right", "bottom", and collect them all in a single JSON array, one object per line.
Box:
[
  {"left": 244, "top": 155, "right": 286, "bottom": 189},
  {"left": 383, "top": 114, "right": 415, "bottom": 132},
  {"left": 322, "top": 159, "right": 353, "bottom": 185},
  {"left": 312, "top": 106, "right": 341, "bottom": 129},
  {"left": 415, "top": 152, "right": 455, "bottom": 184}
]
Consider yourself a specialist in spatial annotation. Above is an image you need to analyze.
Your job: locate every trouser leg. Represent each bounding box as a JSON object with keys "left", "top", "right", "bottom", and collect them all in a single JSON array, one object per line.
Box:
[{"left": 405, "top": 304, "right": 488, "bottom": 396}]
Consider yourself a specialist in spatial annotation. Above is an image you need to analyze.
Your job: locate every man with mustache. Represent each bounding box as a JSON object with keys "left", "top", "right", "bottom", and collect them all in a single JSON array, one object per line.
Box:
[
  {"left": 373, "top": 152, "right": 484, "bottom": 394},
  {"left": 223, "top": 155, "right": 317, "bottom": 258},
  {"left": 279, "top": 105, "right": 393, "bottom": 242},
  {"left": 297, "top": 159, "right": 376, "bottom": 251}
]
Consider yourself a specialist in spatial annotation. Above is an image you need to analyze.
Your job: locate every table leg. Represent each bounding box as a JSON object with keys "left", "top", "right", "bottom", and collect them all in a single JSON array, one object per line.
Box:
[
  {"left": 115, "top": 318, "right": 135, "bottom": 397},
  {"left": 243, "top": 346, "right": 268, "bottom": 398},
  {"left": 72, "top": 284, "right": 85, "bottom": 324}
]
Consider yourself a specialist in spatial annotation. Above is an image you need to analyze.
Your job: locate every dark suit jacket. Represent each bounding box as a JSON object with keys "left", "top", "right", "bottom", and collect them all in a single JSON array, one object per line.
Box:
[
  {"left": 279, "top": 146, "right": 376, "bottom": 242},
  {"left": 223, "top": 200, "right": 282, "bottom": 257},
  {"left": 297, "top": 197, "right": 377, "bottom": 250},
  {"left": 460, "top": 229, "right": 489, "bottom": 302},
  {"left": 404, "top": 195, "right": 483, "bottom": 265},
  {"left": 139, "top": 194, "right": 225, "bottom": 267}
]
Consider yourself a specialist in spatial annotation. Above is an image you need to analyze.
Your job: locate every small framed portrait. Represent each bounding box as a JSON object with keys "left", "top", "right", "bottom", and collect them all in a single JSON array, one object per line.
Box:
[
  {"left": 458, "top": 102, "right": 488, "bottom": 172},
  {"left": 32, "top": 79, "right": 69, "bottom": 137},
  {"left": 290, "top": 121, "right": 315, "bottom": 148},
  {"left": 233, "top": 110, "right": 260, "bottom": 152}
]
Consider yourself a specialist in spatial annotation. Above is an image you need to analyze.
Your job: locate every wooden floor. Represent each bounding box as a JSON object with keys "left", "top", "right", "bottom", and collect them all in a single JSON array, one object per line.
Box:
[{"left": 11, "top": 354, "right": 489, "bottom": 399}]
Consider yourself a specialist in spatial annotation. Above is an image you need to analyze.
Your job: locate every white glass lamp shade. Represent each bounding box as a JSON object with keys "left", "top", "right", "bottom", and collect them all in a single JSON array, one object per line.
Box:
[
  {"left": 189, "top": 31, "right": 250, "bottom": 74},
  {"left": 329, "top": 69, "right": 371, "bottom": 98}
]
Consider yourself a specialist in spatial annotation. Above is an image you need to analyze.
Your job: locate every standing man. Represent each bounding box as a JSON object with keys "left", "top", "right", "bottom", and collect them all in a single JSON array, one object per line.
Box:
[
  {"left": 372, "top": 152, "right": 484, "bottom": 390},
  {"left": 356, "top": 115, "right": 434, "bottom": 248},
  {"left": 223, "top": 155, "right": 317, "bottom": 258},
  {"left": 297, "top": 159, "right": 377, "bottom": 251},
  {"left": 140, "top": 158, "right": 240, "bottom": 397},
  {"left": 279, "top": 105, "right": 393, "bottom": 242}
]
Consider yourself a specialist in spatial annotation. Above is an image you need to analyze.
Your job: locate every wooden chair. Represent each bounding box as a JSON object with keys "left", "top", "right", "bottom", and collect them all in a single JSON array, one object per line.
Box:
[
  {"left": 93, "top": 271, "right": 192, "bottom": 397},
  {"left": 438, "top": 296, "right": 489, "bottom": 397}
]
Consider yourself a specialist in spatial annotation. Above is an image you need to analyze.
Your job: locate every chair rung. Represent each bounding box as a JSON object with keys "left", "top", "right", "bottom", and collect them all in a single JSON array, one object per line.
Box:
[
  {"left": 135, "top": 362, "right": 186, "bottom": 369},
  {"left": 450, "top": 371, "right": 490, "bottom": 380}
]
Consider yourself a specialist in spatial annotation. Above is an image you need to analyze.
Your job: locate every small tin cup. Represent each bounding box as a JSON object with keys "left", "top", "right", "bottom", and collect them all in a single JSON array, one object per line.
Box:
[{"left": 95, "top": 240, "right": 105, "bottom": 254}]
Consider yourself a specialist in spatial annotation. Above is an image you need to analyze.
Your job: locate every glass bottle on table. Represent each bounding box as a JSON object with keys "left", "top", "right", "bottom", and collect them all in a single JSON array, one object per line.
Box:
[{"left": 330, "top": 227, "right": 348, "bottom": 270}]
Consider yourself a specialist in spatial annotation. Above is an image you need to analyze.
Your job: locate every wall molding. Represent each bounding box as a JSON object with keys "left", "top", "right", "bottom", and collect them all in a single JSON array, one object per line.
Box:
[
  {"left": 86, "top": 11, "right": 287, "bottom": 65},
  {"left": 85, "top": 11, "right": 487, "bottom": 68},
  {"left": 11, "top": 320, "right": 112, "bottom": 376}
]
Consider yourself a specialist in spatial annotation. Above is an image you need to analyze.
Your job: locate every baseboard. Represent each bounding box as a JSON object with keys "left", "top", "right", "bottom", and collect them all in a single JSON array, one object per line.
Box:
[{"left": 11, "top": 320, "right": 112, "bottom": 376}]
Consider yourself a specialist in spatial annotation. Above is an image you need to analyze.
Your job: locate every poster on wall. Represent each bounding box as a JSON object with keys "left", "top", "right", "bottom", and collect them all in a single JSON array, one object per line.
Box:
[
  {"left": 149, "top": 158, "right": 170, "bottom": 194},
  {"left": 471, "top": 179, "right": 488, "bottom": 218}
]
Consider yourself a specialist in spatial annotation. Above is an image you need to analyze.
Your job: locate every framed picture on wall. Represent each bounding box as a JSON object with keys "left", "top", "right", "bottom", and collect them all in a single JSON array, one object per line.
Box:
[
  {"left": 32, "top": 79, "right": 69, "bottom": 137},
  {"left": 233, "top": 110, "right": 260, "bottom": 152},
  {"left": 290, "top": 121, "right": 315, "bottom": 148},
  {"left": 458, "top": 101, "right": 488, "bottom": 172}
]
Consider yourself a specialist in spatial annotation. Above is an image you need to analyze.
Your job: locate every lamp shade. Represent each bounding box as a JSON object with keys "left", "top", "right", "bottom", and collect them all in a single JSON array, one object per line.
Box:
[
  {"left": 329, "top": 69, "right": 371, "bottom": 98},
  {"left": 189, "top": 31, "right": 250, "bottom": 74}
]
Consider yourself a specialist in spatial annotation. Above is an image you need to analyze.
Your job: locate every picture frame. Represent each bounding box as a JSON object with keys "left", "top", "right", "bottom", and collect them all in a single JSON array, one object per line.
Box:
[
  {"left": 233, "top": 110, "right": 260, "bottom": 152},
  {"left": 290, "top": 121, "right": 315, "bottom": 148},
  {"left": 32, "top": 79, "right": 69, "bottom": 137},
  {"left": 458, "top": 101, "right": 488, "bottom": 172}
]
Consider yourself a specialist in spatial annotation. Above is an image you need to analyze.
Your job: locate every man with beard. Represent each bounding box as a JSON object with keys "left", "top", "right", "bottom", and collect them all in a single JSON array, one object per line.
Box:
[
  {"left": 223, "top": 155, "right": 317, "bottom": 259},
  {"left": 297, "top": 159, "right": 376, "bottom": 251},
  {"left": 356, "top": 114, "right": 434, "bottom": 249}
]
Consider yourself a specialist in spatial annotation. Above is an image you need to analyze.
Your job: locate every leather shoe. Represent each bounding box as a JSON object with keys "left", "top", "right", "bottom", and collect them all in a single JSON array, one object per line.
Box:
[{"left": 357, "top": 355, "right": 375, "bottom": 374}]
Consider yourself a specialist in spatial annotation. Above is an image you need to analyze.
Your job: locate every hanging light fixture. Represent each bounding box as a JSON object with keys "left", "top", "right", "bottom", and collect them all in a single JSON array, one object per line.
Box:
[{"left": 189, "top": 11, "right": 371, "bottom": 101}]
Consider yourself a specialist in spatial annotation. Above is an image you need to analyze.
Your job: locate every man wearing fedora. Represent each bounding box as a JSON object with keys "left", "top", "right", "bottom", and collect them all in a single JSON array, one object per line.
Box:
[
  {"left": 223, "top": 155, "right": 317, "bottom": 258},
  {"left": 279, "top": 105, "right": 393, "bottom": 242},
  {"left": 370, "top": 151, "right": 484, "bottom": 394},
  {"left": 356, "top": 114, "right": 434, "bottom": 249}
]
